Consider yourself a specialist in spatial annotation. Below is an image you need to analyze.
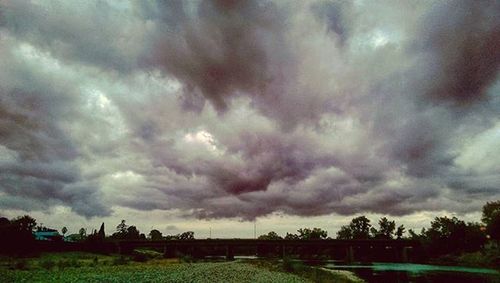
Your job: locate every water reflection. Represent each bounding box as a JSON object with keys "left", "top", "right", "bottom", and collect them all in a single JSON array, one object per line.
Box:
[{"left": 325, "top": 263, "right": 500, "bottom": 283}]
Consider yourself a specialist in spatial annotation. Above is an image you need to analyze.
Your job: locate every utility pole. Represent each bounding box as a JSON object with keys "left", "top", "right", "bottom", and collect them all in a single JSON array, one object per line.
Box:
[{"left": 209, "top": 227, "right": 211, "bottom": 239}]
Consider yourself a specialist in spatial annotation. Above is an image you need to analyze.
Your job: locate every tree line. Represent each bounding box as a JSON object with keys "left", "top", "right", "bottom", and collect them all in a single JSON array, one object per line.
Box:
[
  {"left": 258, "top": 201, "right": 500, "bottom": 260},
  {"left": 2, "top": 200, "right": 499, "bottom": 260}
]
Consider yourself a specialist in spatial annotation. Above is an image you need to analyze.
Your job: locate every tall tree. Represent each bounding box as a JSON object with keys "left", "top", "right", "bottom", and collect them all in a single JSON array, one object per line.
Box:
[
  {"left": 149, "top": 229, "right": 163, "bottom": 241},
  {"left": 178, "top": 231, "right": 195, "bottom": 240},
  {"left": 98, "top": 223, "right": 105, "bottom": 240},
  {"left": 482, "top": 201, "right": 500, "bottom": 242},
  {"left": 482, "top": 200, "right": 500, "bottom": 225},
  {"left": 11, "top": 215, "right": 37, "bottom": 232},
  {"left": 395, "top": 225, "right": 406, "bottom": 239},
  {"left": 372, "top": 217, "right": 396, "bottom": 239},
  {"left": 258, "top": 231, "right": 283, "bottom": 240},
  {"left": 79, "top": 228, "right": 87, "bottom": 240},
  {"left": 297, "top": 228, "right": 327, "bottom": 240},
  {"left": 337, "top": 216, "right": 372, "bottom": 240}
]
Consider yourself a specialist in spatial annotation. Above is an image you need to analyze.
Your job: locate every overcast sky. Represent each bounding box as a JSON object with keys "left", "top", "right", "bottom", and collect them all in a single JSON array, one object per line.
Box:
[{"left": 0, "top": 0, "right": 499, "bottom": 238}]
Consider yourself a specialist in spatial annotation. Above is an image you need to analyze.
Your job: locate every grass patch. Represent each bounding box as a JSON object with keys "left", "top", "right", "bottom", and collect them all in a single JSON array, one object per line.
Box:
[
  {"left": 2, "top": 260, "right": 310, "bottom": 282},
  {"left": 243, "top": 258, "right": 364, "bottom": 283}
]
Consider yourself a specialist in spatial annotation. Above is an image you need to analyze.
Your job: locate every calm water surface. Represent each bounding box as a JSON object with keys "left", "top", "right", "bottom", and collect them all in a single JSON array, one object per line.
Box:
[{"left": 325, "top": 262, "right": 500, "bottom": 283}]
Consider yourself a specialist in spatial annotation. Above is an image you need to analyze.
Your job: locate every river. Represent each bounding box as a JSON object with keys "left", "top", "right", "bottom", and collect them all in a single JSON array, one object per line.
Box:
[{"left": 324, "top": 262, "right": 500, "bottom": 283}]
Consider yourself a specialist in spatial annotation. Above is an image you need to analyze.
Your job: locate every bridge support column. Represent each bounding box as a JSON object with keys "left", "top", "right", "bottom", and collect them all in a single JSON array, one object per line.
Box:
[
  {"left": 164, "top": 244, "right": 177, "bottom": 258},
  {"left": 346, "top": 246, "right": 354, "bottom": 263},
  {"left": 226, "top": 245, "right": 234, "bottom": 260},
  {"left": 402, "top": 247, "right": 409, "bottom": 263}
]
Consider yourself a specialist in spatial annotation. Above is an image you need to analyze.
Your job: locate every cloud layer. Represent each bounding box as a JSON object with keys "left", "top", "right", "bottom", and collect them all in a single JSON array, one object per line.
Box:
[{"left": 0, "top": 0, "right": 499, "bottom": 220}]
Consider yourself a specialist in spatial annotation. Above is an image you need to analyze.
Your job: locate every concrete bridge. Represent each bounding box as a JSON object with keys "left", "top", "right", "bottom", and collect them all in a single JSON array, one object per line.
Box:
[{"left": 115, "top": 239, "right": 422, "bottom": 263}]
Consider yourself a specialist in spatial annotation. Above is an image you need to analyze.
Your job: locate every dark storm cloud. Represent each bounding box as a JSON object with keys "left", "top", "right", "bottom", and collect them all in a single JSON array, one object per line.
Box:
[
  {"left": 0, "top": 0, "right": 499, "bottom": 221},
  {"left": 140, "top": 0, "right": 290, "bottom": 112},
  {"left": 415, "top": 0, "right": 500, "bottom": 106},
  {"left": 0, "top": 37, "right": 110, "bottom": 217},
  {"left": 311, "top": 0, "right": 350, "bottom": 44}
]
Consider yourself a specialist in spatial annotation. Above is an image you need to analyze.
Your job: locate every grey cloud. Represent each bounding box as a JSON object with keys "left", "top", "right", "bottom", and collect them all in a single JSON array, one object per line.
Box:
[
  {"left": 414, "top": 0, "right": 500, "bottom": 106},
  {"left": 141, "top": 0, "right": 291, "bottom": 112},
  {"left": 1, "top": 0, "right": 499, "bottom": 222},
  {"left": 0, "top": 39, "right": 111, "bottom": 218}
]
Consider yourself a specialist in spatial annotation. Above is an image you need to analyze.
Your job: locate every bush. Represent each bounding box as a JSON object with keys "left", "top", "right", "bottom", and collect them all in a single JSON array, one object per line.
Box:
[
  {"left": 112, "top": 256, "right": 129, "bottom": 266},
  {"left": 282, "top": 257, "right": 305, "bottom": 273},
  {"left": 10, "top": 260, "right": 28, "bottom": 270},
  {"left": 179, "top": 254, "right": 194, "bottom": 263},
  {"left": 132, "top": 252, "right": 148, "bottom": 262},
  {"left": 39, "top": 259, "right": 55, "bottom": 270},
  {"left": 131, "top": 249, "right": 163, "bottom": 262}
]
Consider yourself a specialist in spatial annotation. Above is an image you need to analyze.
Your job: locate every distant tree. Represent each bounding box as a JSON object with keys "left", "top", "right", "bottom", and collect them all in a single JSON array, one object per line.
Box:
[
  {"left": 1, "top": 215, "right": 36, "bottom": 254},
  {"left": 117, "top": 220, "right": 127, "bottom": 234},
  {"left": 126, "top": 226, "right": 140, "bottom": 240},
  {"left": 395, "top": 225, "right": 405, "bottom": 239},
  {"left": 337, "top": 216, "right": 371, "bottom": 239},
  {"left": 62, "top": 226, "right": 68, "bottom": 236},
  {"left": 79, "top": 228, "right": 87, "bottom": 240},
  {"left": 258, "top": 231, "right": 283, "bottom": 240},
  {"left": 178, "top": 231, "right": 195, "bottom": 240},
  {"left": 482, "top": 200, "right": 500, "bottom": 225},
  {"left": 149, "top": 229, "right": 163, "bottom": 241},
  {"left": 482, "top": 201, "right": 500, "bottom": 242},
  {"left": 424, "top": 216, "right": 486, "bottom": 256},
  {"left": 297, "top": 228, "right": 327, "bottom": 240},
  {"left": 98, "top": 223, "right": 105, "bottom": 240},
  {"left": 11, "top": 215, "right": 37, "bottom": 232},
  {"left": 336, "top": 226, "right": 353, "bottom": 240},
  {"left": 487, "top": 215, "right": 500, "bottom": 243},
  {"left": 284, "top": 232, "right": 299, "bottom": 240},
  {"left": 112, "top": 220, "right": 130, "bottom": 239},
  {"left": 372, "top": 217, "right": 396, "bottom": 239}
]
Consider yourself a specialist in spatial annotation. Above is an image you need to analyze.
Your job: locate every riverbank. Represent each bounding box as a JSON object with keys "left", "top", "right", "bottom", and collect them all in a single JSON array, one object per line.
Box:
[{"left": 0, "top": 252, "right": 364, "bottom": 282}]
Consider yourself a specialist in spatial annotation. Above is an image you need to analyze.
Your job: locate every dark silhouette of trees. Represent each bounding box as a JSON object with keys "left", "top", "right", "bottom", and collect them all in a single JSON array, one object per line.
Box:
[
  {"left": 371, "top": 217, "right": 396, "bottom": 239},
  {"left": 79, "top": 228, "right": 87, "bottom": 240},
  {"left": 126, "top": 226, "right": 140, "bottom": 239},
  {"left": 149, "top": 229, "right": 163, "bottom": 241},
  {"left": 337, "top": 216, "right": 371, "bottom": 239},
  {"left": 395, "top": 224, "right": 406, "bottom": 239},
  {"left": 284, "top": 232, "right": 299, "bottom": 240},
  {"left": 258, "top": 231, "right": 283, "bottom": 240},
  {"left": 0, "top": 215, "right": 36, "bottom": 254},
  {"left": 11, "top": 215, "right": 37, "bottom": 232},
  {"left": 297, "top": 228, "right": 327, "bottom": 240},
  {"left": 421, "top": 216, "right": 486, "bottom": 257},
  {"left": 178, "top": 231, "right": 194, "bottom": 240},
  {"left": 165, "top": 231, "right": 195, "bottom": 240},
  {"left": 482, "top": 201, "right": 500, "bottom": 243},
  {"left": 62, "top": 226, "right": 68, "bottom": 237}
]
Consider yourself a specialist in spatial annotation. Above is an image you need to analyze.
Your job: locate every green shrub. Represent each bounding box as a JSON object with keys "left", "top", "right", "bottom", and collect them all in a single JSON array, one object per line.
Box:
[
  {"left": 10, "top": 260, "right": 28, "bottom": 270},
  {"left": 112, "top": 256, "right": 129, "bottom": 266},
  {"left": 179, "top": 254, "right": 194, "bottom": 263},
  {"left": 39, "top": 259, "right": 55, "bottom": 270},
  {"left": 282, "top": 257, "right": 305, "bottom": 273},
  {"left": 131, "top": 249, "right": 162, "bottom": 262}
]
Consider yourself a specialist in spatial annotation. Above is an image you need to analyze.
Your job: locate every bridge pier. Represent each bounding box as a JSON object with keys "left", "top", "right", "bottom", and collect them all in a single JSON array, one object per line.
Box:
[
  {"left": 225, "top": 245, "right": 234, "bottom": 260},
  {"left": 280, "top": 244, "right": 286, "bottom": 258},
  {"left": 164, "top": 244, "right": 177, "bottom": 258},
  {"left": 346, "top": 246, "right": 354, "bottom": 263},
  {"left": 115, "top": 243, "right": 122, "bottom": 254},
  {"left": 401, "top": 247, "right": 409, "bottom": 262}
]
